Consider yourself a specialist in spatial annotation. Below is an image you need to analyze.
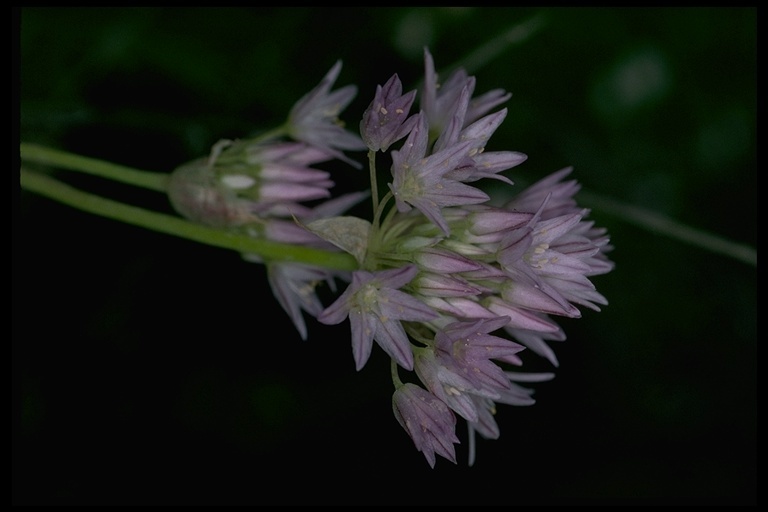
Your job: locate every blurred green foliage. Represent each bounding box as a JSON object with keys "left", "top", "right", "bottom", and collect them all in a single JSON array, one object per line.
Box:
[{"left": 15, "top": 7, "right": 755, "bottom": 505}]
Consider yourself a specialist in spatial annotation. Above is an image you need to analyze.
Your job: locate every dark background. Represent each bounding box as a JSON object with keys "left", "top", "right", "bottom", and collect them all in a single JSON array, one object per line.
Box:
[{"left": 14, "top": 7, "right": 756, "bottom": 505}]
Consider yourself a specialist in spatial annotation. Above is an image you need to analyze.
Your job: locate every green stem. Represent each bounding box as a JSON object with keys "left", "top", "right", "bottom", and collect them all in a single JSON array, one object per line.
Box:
[
  {"left": 390, "top": 359, "right": 403, "bottom": 388},
  {"left": 447, "top": 12, "right": 547, "bottom": 76},
  {"left": 20, "top": 142, "right": 170, "bottom": 193},
  {"left": 578, "top": 189, "right": 757, "bottom": 268},
  {"left": 248, "top": 125, "right": 289, "bottom": 145},
  {"left": 20, "top": 168, "right": 359, "bottom": 271},
  {"left": 368, "top": 149, "right": 379, "bottom": 216}
]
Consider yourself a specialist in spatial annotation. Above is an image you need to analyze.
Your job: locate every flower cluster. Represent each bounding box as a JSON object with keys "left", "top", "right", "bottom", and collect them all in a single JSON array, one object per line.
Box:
[{"left": 168, "top": 48, "right": 614, "bottom": 468}]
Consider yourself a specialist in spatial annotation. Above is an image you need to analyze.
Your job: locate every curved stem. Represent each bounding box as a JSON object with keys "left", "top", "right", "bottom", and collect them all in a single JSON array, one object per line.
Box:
[
  {"left": 447, "top": 12, "right": 548, "bottom": 76},
  {"left": 246, "top": 125, "right": 289, "bottom": 146},
  {"left": 578, "top": 188, "right": 757, "bottom": 268},
  {"left": 20, "top": 168, "right": 359, "bottom": 271},
  {"left": 20, "top": 142, "right": 169, "bottom": 193}
]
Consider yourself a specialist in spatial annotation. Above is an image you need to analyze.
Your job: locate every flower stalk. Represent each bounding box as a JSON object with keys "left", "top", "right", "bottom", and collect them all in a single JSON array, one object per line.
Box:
[
  {"left": 19, "top": 167, "right": 358, "bottom": 271},
  {"left": 20, "top": 142, "right": 170, "bottom": 193}
]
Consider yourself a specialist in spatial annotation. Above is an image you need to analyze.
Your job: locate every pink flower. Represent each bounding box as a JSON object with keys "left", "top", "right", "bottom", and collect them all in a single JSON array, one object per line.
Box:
[
  {"left": 360, "top": 73, "right": 418, "bottom": 152},
  {"left": 317, "top": 265, "right": 437, "bottom": 371},
  {"left": 389, "top": 113, "right": 489, "bottom": 235},
  {"left": 287, "top": 60, "right": 367, "bottom": 157},
  {"left": 392, "top": 383, "right": 459, "bottom": 468}
]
